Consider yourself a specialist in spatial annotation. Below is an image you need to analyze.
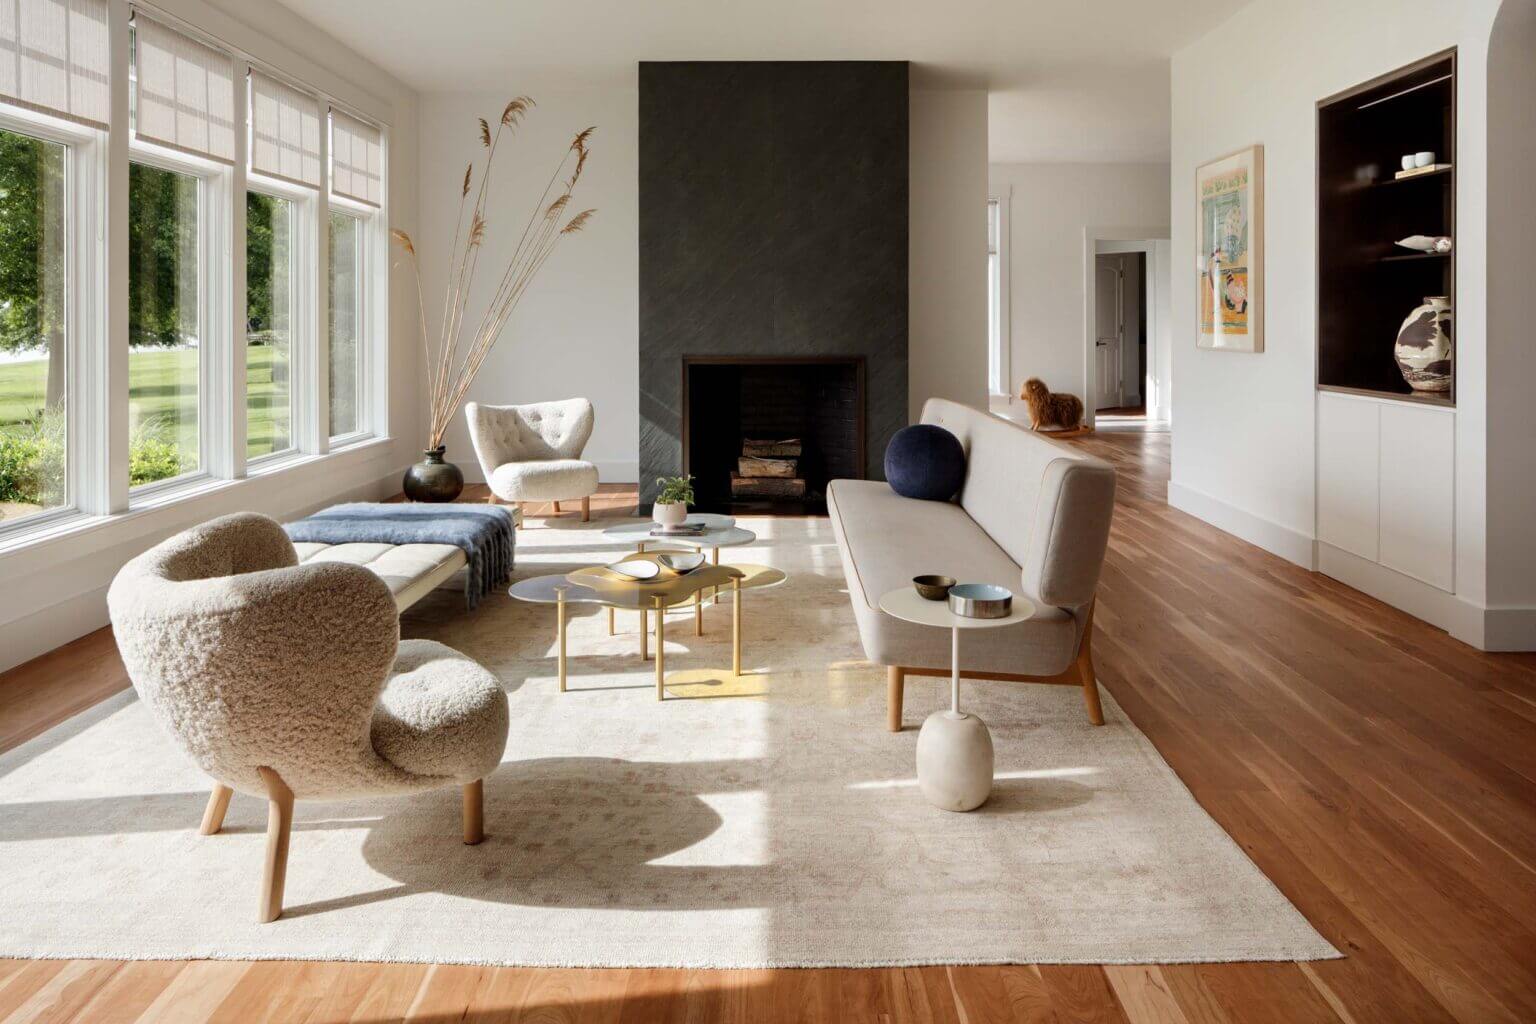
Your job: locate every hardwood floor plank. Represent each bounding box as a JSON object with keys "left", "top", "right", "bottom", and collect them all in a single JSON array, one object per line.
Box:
[
  {"left": 1101, "top": 966, "right": 1192, "bottom": 1024},
  {"left": 67, "top": 962, "right": 187, "bottom": 1024},
  {"left": 133, "top": 962, "right": 251, "bottom": 1024},
  {"left": 1034, "top": 965, "right": 1130, "bottom": 1024},
  {"left": 0, "top": 959, "right": 120, "bottom": 1024}
]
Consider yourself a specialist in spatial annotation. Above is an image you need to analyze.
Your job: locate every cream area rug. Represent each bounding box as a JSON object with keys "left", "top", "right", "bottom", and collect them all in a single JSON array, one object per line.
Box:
[{"left": 0, "top": 515, "right": 1338, "bottom": 968}]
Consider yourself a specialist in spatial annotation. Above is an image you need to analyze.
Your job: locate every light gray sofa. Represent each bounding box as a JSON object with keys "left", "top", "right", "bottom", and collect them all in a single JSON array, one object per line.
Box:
[{"left": 827, "top": 398, "right": 1116, "bottom": 731}]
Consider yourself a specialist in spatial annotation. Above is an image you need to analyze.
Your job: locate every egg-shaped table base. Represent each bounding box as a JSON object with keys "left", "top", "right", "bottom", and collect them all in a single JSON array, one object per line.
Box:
[{"left": 916, "top": 709, "right": 995, "bottom": 811}]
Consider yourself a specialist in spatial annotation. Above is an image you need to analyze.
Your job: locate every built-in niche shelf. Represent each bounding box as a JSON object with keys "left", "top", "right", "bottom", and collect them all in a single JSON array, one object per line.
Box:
[{"left": 1317, "top": 49, "right": 1456, "bottom": 406}]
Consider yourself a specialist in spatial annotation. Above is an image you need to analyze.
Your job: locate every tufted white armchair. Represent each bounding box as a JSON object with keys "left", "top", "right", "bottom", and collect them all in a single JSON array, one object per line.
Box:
[
  {"left": 465, "top": 398, "right": 599, "bottom": 521},
  {"left": 107, "top": 512, "right": 510, "bottom": 922}
]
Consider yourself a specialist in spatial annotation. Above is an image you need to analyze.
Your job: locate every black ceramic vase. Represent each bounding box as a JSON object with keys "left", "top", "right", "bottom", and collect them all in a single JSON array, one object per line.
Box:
[{"left": 403, "top": 446, "right": 464, "bottom": 502}]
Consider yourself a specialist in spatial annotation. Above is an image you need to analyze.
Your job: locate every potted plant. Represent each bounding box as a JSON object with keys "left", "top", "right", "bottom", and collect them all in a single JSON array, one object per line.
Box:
[
  {"left": 653, "top": 475, "right": 695, "bottom": 527},
  {"left": 393, "top": 98, "right": 596, "bottom": 501}
]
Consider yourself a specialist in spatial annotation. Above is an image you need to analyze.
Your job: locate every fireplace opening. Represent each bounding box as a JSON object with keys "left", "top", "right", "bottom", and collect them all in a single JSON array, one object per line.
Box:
[{"left": 682, "top": 357, "right": 865, "bottom": 515}]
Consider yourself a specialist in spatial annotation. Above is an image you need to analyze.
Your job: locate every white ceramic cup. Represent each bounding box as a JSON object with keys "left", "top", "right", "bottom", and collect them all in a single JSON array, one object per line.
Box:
[
  {"left": 1401, "top": 155, "right": 1416, "bottom": 171},
  {"left": 1414, "top": 151, "right": 1436, "bottom": 168}
]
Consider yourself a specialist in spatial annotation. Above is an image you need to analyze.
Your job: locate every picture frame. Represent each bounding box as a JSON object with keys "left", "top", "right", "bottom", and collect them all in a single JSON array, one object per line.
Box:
[{"left": 1196, "top": 144, "right": 1264, "bottom": 352}]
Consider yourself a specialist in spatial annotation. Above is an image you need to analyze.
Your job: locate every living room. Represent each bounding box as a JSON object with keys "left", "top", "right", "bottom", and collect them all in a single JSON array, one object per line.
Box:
[{"left": 1, "top": 0, "right": 1533, "bottom": 1020}]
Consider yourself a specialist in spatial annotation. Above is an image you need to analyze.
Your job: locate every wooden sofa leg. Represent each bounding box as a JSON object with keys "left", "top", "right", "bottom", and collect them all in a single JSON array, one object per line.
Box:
[
  {"left": 1076, "top": 600, "right": 1104, "bottom": 726},
  {"left": 554, "top": 500, "right": 562, "bottom": 514},
  {"left": 463, "top": 780, "right": 485, "bottom": 845},
  {"left": 887, "top": 666, "right": 905, "bottom": 732},
  {"left": 581, "top": 495, "right": 591, "bottom": 522},
  {"left": 199, "top": 782, "right": 233, "bottom": 835},
  {"left": 256, "top": 767, "right": 294, "bottom": 924}
]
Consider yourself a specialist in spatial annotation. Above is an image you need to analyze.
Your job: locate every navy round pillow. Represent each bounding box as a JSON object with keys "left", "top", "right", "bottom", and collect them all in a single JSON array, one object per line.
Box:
[{"left": 885, "top": 424, "right": 965, "bottom": 501}]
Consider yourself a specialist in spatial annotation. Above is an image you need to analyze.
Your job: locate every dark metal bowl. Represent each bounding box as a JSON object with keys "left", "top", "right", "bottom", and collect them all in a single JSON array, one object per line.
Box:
[{"left": 912, "top": 574, "right": 957, "bottom": 601}]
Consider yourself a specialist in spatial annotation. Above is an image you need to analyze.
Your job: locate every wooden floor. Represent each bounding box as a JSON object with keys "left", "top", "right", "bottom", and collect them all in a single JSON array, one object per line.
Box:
[{"left": 2, "top": 432, "right": 1534, "bottom": 1023}]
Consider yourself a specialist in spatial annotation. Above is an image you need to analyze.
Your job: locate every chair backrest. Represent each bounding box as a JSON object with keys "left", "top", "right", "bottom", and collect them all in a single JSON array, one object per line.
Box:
[
  {"left": 920, "top": 398, "right": 1116, "bottom": 609},
  {"left": 464, "top": 398, "right": 594, "bottom": 476},
  {"left": 106, "top": 512, "right": 405, "bottom": 798}
]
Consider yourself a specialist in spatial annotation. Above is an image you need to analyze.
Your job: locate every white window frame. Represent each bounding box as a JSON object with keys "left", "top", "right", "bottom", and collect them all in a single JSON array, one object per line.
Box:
[
  {"left": 987, "top": 191, "right": 1012, "bottom": 402},
  {"left": 0, "top": 105, "right": 107, "bottom": 541},
  {"left": 244, "top": 172, "right": 314, "bottom": 467},
  {"left": 326, "top": 195, "right": 373, "bottom": 445},
  {"left": 123, "top": 143, "right": 230, "bottom": 501}
]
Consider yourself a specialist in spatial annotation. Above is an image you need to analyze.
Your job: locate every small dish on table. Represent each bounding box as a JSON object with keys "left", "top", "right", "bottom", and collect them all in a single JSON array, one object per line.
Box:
[
  {"left": 947, "top": 583, "right": 1013, "bottom": 619},
  {"left": 912, "top": 574, "right": 957, "bottom": 601}
]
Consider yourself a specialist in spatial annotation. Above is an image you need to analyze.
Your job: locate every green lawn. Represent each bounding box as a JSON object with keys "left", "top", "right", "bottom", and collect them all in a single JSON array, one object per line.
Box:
[{"left": 0, "top": 343, "right": 293, "bottom": 468}]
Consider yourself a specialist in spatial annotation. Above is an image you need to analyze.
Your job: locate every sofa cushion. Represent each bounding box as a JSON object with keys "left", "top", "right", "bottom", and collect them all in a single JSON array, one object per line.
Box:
[
  {"left": 293, "top": 541, "right": 466, "bottom": 612},
  {"left": 826, "top": 479, "right": 1079, "bottom": 676},
  {"left": 489, "top": 458, "right": 600, "bottom": 502}
]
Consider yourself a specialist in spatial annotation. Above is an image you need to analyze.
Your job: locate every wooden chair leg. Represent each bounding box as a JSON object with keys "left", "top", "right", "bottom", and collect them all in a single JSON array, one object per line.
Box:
[
  {"left": 553, "top": 500, "right": 562, "bottom": 514},
  {"left": 581, "top": 495, "right": 591, "bottom": 522},
  {"left": 256, "top": 767, "right": 293, "bottom": 924},
  {"left": 887, "top": 666, "right": 905, "bottom": 732},
  {"left": 1077, "top": 599, "right": 1104, "bottom": 726},
  {"left": 463, "top": 780, "right": 485, "bottom": 845},
  {"left": 199, "top": 782, "right": 233, "bottom": 835}
]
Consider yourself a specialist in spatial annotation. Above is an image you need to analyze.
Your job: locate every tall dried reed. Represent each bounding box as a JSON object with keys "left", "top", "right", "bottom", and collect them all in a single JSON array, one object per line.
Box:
[{"left": 392, "top": 98, "right": 596, "bottom": 449}]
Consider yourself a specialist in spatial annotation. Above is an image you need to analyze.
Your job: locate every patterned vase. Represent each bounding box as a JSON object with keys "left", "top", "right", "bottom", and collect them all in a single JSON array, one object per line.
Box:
[
  {"left": 1394, "top": 296, "right": 1452, "bottom": 393},
  {"left": 402, "top": 447, "right": 464, "bottom": 502}
]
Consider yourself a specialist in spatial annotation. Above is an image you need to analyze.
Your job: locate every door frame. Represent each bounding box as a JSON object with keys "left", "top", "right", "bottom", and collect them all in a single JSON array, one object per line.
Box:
[{"left": 1082, "top": 226, "right": 1168, "bottom": 429}]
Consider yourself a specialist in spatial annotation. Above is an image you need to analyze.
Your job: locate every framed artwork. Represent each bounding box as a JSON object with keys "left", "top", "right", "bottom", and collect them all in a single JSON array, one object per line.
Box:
[{"left": 1197, "top": 145, "right": 1264, "bottom": 352}]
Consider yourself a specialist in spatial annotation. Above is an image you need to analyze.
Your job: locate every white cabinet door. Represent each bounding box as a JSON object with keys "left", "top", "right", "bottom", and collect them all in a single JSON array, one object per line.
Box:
[
  {"left": 1379, "top": 403, "right": 1455, "bottom": 591},
  {"left": 1317, "top": 393, "right": 1380, "bottom": 561}
]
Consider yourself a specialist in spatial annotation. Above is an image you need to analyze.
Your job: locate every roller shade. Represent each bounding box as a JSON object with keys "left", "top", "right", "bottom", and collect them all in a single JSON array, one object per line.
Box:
[
  {"left": 330, "top": 108, "right": 380, "bottom": 206},
  {"left": 133, "top": 14, "right": 235, "bottom": 163},
  {"left": 249, "top": 68, "right": 319, "bottom": 188},
  {"left": 0, "top": 0, "right": 109, "bottom": 129}
]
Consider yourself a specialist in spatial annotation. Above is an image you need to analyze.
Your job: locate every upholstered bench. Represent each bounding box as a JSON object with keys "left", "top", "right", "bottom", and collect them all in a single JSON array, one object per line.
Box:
[{"left": 291, "top": 542, "right": 466, "bottom": 612}]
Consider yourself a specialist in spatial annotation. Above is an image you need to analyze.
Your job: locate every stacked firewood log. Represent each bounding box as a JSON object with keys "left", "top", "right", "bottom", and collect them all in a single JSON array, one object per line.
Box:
[{"left": 730, "top": 438, "right": 807, "bottom": 498}]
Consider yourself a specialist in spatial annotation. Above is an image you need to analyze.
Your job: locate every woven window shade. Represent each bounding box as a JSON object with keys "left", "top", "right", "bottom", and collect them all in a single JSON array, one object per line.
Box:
[
  {"left": 133, "top": 15, "right": 234, "bottom": 163},
  {"left": 250, "top": 68, "right": 319, "bottom": 188},
  {"left": 0, "top": 0, "right": 109, "bottom": 129},
  {"left": 330, "top": 108, "right": 380, "bottom": 206}
]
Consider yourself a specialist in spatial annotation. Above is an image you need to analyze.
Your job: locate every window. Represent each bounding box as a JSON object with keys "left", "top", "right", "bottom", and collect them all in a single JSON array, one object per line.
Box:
[
  {"left": 987, "top": 195, "right": 1010, "bottom": 399},
  {"left": 128, "top": 161, "right": 201, "bottom": 485},
  {"left": 328, "top": 210, "right": 363, "bottom": 438},
  {"left": 246, "top": 191, "right": 294, "bottom": 459},
  {"left": 0, "top": 126, "right": 67, "bottom": 525}
]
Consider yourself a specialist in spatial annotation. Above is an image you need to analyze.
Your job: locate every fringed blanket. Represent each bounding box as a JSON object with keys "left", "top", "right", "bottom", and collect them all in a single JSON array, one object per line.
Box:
[{"left": 285, "top": 503, "right": 515, "bottom": 609}]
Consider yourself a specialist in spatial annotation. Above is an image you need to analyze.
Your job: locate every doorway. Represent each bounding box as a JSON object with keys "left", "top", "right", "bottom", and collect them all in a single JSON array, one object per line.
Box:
[{"left": 1085, "top": 233, "right": 1170, "bottom": 430}]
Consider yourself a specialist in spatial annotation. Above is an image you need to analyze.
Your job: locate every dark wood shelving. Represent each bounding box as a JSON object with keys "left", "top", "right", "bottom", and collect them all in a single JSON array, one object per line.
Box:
[
  {"left": 1378, "top": 165, "right": 1452, "bottom": 186},
  {"left": 1317, "top": 50, "right": 1456, "bottom": 405},
  {"left": 1380, "top": 250, "right": 1450, "bottom": 263}
]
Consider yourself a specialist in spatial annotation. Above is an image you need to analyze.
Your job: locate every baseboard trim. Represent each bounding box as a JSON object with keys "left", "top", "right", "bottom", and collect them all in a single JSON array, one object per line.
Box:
[{"left": 1166, "top": 480, "right": 1317, "bottom": 569}]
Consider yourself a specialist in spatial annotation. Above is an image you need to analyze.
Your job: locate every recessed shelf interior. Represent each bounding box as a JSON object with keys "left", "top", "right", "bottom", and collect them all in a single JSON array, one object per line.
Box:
[{"left": 1317, "top": 51, "right": 1455, "bottom": 405}]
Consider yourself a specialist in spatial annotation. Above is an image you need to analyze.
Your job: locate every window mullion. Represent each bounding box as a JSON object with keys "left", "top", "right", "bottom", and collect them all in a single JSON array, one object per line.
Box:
[
  {"left": 310, "top": 117, "right": 329, "bottom": 456},
  {"left": 229, "top": 60, "right": 249, "bottom": 477},
  {"left": 99, "top": 0, "right": 131, "bottom": 514}
]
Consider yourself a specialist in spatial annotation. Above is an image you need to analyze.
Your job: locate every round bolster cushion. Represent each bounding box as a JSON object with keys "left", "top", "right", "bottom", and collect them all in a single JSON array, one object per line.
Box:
[{"left": 884, "top": 424, "right": 966, "bottom": 501}]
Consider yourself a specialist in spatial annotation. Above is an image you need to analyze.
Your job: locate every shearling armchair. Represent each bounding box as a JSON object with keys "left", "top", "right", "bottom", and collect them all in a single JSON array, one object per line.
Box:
[
  {"left": 465, "top": 398, "right": 599, "bottom": 521},
  {"left": 107, "top": 512, "right": 510, "bottom": 923}
]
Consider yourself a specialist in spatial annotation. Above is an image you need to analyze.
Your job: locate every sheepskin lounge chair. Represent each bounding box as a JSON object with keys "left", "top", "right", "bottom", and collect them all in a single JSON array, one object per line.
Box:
[
  {"left": 466, "top": 398, "right": 599, "bottom": 521},
  {"left": 107, "top": 513, "right": 510, "bottom": 923}
]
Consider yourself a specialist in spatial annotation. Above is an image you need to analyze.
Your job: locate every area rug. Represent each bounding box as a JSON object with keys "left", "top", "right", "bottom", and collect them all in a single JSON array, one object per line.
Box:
[{"left": 0, "top": 515, "right": 1338, "bottom": 967}]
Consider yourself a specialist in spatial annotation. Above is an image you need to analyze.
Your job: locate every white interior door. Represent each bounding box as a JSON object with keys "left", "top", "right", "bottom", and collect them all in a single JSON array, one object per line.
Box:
[{"left": 1095, "top": 258, "right": 1123, "bottom": 409}]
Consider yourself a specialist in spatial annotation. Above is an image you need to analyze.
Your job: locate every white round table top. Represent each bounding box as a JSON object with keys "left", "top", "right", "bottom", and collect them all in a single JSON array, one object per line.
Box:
[
  {"left": 603, "top": 515, "right": 756, "bottom": 549},
  {"left": 879, "top": 586, "right": 1035, "bottom": 629}
]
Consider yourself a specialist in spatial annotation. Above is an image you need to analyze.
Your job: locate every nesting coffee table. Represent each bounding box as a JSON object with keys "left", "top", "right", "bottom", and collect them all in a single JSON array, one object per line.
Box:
[{"left": 509, "top": 549, "right": 786, "bottom": 699}]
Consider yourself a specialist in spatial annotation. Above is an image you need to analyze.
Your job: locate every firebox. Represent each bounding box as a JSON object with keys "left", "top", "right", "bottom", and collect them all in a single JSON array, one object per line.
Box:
[{"left": 682, "top": 357, "right": 865, "bottom": 514}]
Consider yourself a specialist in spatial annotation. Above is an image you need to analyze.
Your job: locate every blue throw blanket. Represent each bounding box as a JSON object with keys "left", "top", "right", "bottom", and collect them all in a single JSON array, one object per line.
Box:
[{"left": 284, "top": 503, "right": 515, "bottom": 610}]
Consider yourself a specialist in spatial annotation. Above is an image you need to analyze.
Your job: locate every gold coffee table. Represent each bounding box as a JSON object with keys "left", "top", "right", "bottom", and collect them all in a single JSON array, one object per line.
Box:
[{"left": 508, "top": 552, "right": 786, "bottom": 699}]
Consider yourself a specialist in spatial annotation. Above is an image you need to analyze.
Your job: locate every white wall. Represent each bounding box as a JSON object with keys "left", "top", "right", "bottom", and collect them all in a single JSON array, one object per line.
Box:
[
  {"left": 909, "top": 88, "right": 989, "bottom": 421},
  {"left": 1168, "top": 0, "right": 1523, "bottom": 643},
  {"left": 420, "top": 86, "right": 640, "bottom": 484},
  {"left": 987, "top": 163, "right": 1169, "bottom": 414},
  {"left": 0, "top": 0, "right": 423, "bottom": 673}
]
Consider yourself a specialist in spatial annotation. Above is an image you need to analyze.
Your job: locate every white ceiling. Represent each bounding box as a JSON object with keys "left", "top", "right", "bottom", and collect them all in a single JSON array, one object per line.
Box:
[{"left": 274, "top": 0, "right": 1242, "bottom": 163}]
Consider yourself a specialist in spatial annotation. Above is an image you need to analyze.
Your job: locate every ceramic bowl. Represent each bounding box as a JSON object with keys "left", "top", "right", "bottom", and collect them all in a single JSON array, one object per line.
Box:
[
  {"left": 948, "top": 583, "right": 1013, "bottom": 619},
  {"left": 608, "top": 559, "right": 662, "bottom": 581},
  {"left": 912, "top": 574, "right": 957, "bottom": 601},
  {"left": 658, "top": 551, "right": 705, "bottom": 573},
  {"left": 1414, "top": 151, "right": 1436, "bottom": 168}
]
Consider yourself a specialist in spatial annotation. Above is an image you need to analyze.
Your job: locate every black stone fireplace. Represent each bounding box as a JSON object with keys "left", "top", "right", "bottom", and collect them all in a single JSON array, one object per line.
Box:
[{"left": 683, "top": 357, "right": 865, "bottom": 514}]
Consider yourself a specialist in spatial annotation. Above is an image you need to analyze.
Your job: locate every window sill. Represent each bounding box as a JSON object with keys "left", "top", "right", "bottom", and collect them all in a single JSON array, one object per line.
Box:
[{"left": 0, "top": 435, "right": 396, "bottom": 565}]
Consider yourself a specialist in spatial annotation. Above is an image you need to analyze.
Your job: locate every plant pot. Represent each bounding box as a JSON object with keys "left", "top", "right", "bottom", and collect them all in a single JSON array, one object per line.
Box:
[
  {"left": 652, "top": 500, "right": 687, "bottom": 527},
  {"left": 1394, "top": 296, "right": 1453, "bottom": 393},
  {"left": 403, "top": 447, "right": 464, "bottom": 502}
]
